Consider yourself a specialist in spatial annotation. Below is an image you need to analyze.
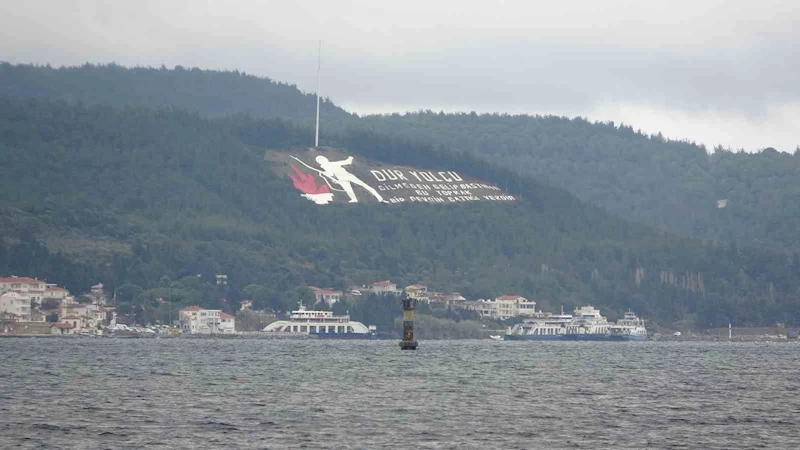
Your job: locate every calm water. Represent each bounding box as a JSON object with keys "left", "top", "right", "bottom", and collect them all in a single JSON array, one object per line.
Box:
[{"left": 1, "top": 339, "right": 799, "bottom": 449}]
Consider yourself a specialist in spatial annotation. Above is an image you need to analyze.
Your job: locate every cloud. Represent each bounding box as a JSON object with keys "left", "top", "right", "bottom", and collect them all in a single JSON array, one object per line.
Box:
[{"left": 1, "top": 0, "right": 798, "bottom": 151}]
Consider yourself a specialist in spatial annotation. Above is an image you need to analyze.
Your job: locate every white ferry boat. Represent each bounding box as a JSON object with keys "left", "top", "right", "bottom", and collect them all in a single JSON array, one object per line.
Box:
[
  {"left": 608, "top": 310, "right": 648, "bottom": 341},
  {"left": 263, "top": 304, "right": 376, "bottom": 339},
  {"left": 504, "top": 309, "right": 573, "bottom": 341},
  {"left": 563, "top": 306, "right": 611, "bottom": 340}
]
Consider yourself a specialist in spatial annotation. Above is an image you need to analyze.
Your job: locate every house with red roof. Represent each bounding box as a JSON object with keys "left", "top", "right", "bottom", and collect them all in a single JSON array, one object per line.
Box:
[
  {"left": 0, "top": 276, "right": 47, "bottom": 311},
  {"left": 219, "top": 312, "right": 236, "bottom": 333}
]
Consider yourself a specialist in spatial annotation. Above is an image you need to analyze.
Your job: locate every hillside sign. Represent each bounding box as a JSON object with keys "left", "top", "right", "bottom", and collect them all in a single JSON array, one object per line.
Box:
[{"left": 270, "top": 149, "right": 515, "bottom": 206}]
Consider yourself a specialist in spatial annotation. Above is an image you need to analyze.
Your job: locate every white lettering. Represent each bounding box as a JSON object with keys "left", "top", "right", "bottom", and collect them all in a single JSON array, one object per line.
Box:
[{"left": 371, "top": 170, "right": 386, "bottom": 182}]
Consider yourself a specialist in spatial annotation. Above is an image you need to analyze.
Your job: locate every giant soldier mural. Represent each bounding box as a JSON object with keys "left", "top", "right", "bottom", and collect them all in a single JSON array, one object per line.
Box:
[
  {"left": 314, "top": 155, "right": 385, "bottom": 203},
  {"left": 284, "top": 151, "right": 516, "bottom": 206}
]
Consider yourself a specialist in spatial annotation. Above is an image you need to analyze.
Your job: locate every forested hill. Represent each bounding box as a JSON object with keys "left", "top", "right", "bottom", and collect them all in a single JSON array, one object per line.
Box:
[
  {"left": 3, "top": 62, "right": 797, "bottom": 249},
  {"left": 356, "top": 113, "right": 800, "bottom": 249},
  {"left": 0, "top": 62, "right": 354, "bottom": 127},
  {"left": 1, "top": 97, "right": 799, "bottom": 328}
]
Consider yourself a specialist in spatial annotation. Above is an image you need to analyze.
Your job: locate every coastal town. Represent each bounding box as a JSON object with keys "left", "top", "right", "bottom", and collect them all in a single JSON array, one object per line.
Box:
[
  {"left": 0, "top": 274, "right": 554, "bottom": 337},
  {"left": 2, "top": 275, "right": 796, "bottom": 341}
]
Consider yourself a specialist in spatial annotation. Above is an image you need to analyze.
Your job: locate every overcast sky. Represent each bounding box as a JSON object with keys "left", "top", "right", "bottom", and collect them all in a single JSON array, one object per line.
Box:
[{"left": 1, "top": 0, "right": 798, "bottom": 152}]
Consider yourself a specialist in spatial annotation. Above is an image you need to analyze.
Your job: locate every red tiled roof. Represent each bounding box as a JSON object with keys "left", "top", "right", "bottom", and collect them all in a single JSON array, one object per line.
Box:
[
  {"left": 0, "top": 277, "right": 43, "bottom": 284},
  {"left": 220, "top": 312, "right": 234, "bottom": 319},
  {"left": 180, "top": 305, "right": 203, "bottom": 312},
  {"left": 54, "top": 322, "right": 73, "bottom": 329},
  {"left": 62, "top": 315, "right": 81, "bottom": 320}
]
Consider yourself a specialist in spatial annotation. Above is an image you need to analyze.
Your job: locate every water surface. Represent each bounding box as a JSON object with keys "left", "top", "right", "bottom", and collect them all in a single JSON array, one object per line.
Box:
[{"left": 1, "top": 339, "right": 799, "bottom": 449}]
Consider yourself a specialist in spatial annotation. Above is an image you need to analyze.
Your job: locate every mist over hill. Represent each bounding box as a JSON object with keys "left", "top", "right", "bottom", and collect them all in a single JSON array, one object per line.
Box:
[{"left": 1, "top": 97, "right": 799, "bottom": 328}]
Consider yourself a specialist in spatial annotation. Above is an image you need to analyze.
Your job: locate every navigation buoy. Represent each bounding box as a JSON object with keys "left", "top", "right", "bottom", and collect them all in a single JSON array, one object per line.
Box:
[{"left": 399, "top": 297, "right": 418, "bottom": 350}]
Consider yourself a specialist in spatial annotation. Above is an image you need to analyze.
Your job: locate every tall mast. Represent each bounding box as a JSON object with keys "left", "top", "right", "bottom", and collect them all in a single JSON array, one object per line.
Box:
[{"left": 314, "top": 40, "right": 321, "bottom": 148}]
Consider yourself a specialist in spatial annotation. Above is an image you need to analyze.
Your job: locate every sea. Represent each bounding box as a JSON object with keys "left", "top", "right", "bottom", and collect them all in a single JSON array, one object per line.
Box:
[{"left": 1, "top": 339, "right": 799, "bottom": 449}]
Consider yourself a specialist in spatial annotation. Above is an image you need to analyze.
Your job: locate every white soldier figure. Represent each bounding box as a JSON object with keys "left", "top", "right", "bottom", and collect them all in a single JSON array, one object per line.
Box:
[{"left": 315, "top": 155, "right": 385, "bottom": 203}]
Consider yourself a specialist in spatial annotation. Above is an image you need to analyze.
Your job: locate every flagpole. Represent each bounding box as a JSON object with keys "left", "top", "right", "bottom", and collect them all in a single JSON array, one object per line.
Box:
[{"left": 314, "top": 40, "right": 321, "bottom": 148}]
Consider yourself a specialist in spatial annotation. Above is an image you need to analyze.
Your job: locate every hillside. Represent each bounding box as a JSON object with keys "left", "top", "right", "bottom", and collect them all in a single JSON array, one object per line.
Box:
[
  {"left": 357, "top": 113, "right": 800, "bottom": 249},
  {"left": 1, "top": 97, "right": 799, "bottom": 329},
  {"left": 4, "top": 63, "right": 797, "bottom": 249}
]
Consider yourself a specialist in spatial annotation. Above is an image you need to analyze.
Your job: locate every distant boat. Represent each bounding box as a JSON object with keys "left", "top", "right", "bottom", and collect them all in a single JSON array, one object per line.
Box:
[
  {"left": 263, "top": 303, "right": 376, "bottom": 339},
  {"left": 504, "top": 306, "right": 648, "bottom": 342},
  {"left": 489, "top": 335, "right": 503, "bottom": 341},
  {"left": 608, "top": 310, "right": 648, "bottom": 341}
]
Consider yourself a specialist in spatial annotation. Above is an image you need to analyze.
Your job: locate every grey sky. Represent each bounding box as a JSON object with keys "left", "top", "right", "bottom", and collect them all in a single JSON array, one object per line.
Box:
[{"left": 1, "top": 0, "right": 798, "bottom": 152}]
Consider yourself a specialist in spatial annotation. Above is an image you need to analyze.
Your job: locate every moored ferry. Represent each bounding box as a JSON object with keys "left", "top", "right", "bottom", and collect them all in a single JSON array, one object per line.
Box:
[
  {"left": 504, "top": 310, "right": 573, "bottom": 341},
  {"left": 562, "top": 306, "right": 611, "bottom": 341},
  {"left": 263, "top": 304, "right": 376, "bottom": 339},
  {"left": 503, "top": 305, "right": 647, "bottom": 342},
  {"left": 608, "top": 310, "right": 648, "bottom": 341}
]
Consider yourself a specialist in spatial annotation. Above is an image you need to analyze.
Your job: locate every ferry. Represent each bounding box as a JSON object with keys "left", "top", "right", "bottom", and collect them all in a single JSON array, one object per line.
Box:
[
  {"left": 563, "top": 306, "right": 611, "bottom": 341},
  {"left": 608, "top": 310, "right": 648, "bottom": 341},
  {"left": 504, "top": 310, "right": 573, "bottom": 341},
  {"left": 263, "top": 304, "right": 376, "bottom": 339}
]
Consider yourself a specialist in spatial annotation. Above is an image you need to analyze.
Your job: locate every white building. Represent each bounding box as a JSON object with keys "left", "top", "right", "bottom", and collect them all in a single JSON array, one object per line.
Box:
[
  {"left": 0, "top": 276, "right": 46, "bottom": 306},
  {"left": 0, "top": 292, "right": 32, "bottom": 321},
  {"left": 179, "top": 306, "right": 236, "bottom": 334},
  {"left": 368, "top": 280, "right": 400, "bottom": 295},
  {"left": 467, "top": 295, "right": 539, "bottom": 320},
  {"left": 309, "top": 286, "right": 342, "bottom": 306},
  {"left": 219, "top": 312, "right": 235, "bottom": 333},
  {"left": 405, "top": 284, "right": 429, "bottom": 301},
  {"left": 44, "top": 284, "right": 73, "bottom": 306},
  {"left": 430, "top": 292, "right": 466, "bottom": 306}
]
